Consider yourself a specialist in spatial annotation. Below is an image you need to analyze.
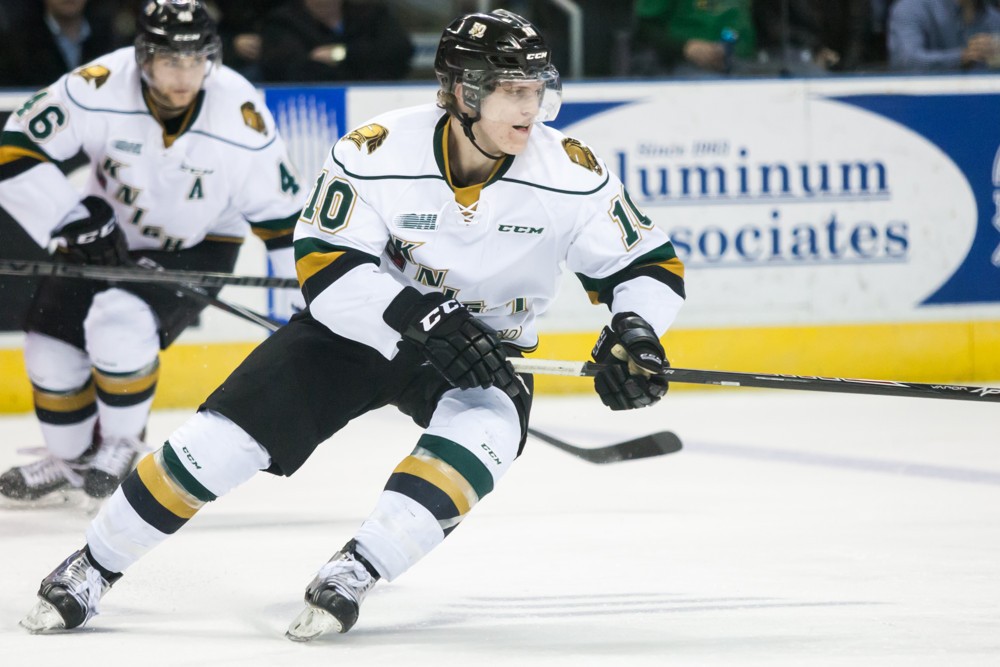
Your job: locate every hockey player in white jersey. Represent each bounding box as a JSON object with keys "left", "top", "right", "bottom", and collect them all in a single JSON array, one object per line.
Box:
[
  {"left": 19, "top": 9, "right": 686, "bottom": 638},
  {"left": 0, "top": 0, "right": 304, "bottom": 504}
]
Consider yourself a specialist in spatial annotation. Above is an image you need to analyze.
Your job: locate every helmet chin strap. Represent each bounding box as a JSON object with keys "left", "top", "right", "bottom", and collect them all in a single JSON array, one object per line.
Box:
[{"left": 458, "top": 111, "right": 506, "bottom": 161}]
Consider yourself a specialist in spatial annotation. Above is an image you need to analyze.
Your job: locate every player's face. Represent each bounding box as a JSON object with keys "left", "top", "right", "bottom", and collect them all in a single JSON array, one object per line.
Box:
[
  {"left": 146, "top": 53, "right": 209, "bottom": 113},
  {"left": 475, "top": 80, "right": 546, "bottom": 155}
]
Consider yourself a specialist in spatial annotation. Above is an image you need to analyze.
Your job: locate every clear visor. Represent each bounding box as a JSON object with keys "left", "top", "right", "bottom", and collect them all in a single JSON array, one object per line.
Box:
[
  {"left": 469, "top": 67, "right": 562, "bottom": 125},
  {"left": 137, "top": 39, "right": 221, "bottom": 80}
]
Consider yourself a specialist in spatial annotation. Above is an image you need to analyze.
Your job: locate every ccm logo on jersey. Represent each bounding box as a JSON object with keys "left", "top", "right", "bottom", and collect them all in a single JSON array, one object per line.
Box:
[
  {"left": 419, "top": 299, "right": 462, "bottom": 332},
  {"left": 498, "top": 225, "right": 543, "bottom": 234}
]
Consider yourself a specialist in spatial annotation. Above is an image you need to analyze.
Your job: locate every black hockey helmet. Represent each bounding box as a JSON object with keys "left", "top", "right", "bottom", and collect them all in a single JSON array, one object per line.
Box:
[
  {"left": 135, "top": 0, "right": 221, "bottom": 70},
  {"left": 435, "top": 9, "right": 561, "bottom": 123}
]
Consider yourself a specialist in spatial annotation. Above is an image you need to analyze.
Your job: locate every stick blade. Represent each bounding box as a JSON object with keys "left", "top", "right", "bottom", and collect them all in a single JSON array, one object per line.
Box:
[
  {"left": 594, "top": 430, "right": 683, "bottom": 463},
  {"left": 527, "top": 427, "right": 683, "bottom": 464}
]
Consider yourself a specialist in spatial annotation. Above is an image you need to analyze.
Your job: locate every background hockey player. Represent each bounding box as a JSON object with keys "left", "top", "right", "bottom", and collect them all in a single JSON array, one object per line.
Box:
[
  {"left": 0, "top": 0, "right": 304, "bottom": 504},
  {"left": 18, "top": 9, "right": 686, "bottom": 639}
]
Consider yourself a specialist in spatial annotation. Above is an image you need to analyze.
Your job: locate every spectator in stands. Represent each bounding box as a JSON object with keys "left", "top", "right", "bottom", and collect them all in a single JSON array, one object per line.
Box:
[
  {"left": 258, "top": 0, "right": 413, "bottom": 83},
  {"left": 213, "top": 0, "right": 286, "bottom": 81},
  {"left": 889, "top": 0, "right": 1000, "bottom": 70},
  {"left": 631, "top": 0, "right": 757, "bottom": 76},
  {"left": 0, "top": 0, "right": 119, "bottom": 88},
  {"left": 754, "top": 0, "right": 873, "bottom": 73}
]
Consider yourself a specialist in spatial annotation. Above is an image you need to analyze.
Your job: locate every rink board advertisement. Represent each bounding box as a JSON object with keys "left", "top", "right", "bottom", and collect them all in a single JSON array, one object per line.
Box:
[{"left": 2, "top": 77, "right": 1000, "bottom": 411}]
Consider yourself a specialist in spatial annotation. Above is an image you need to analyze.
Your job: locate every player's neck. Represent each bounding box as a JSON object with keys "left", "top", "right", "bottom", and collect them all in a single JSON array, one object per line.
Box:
[{"left": 447, "top": 117, "right": 499, "bottom": 186}]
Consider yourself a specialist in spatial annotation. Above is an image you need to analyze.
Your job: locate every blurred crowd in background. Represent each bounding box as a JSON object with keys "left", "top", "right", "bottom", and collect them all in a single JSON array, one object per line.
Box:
[{"left": 2, "top": 0, "right": 1000, "bottom": 88}]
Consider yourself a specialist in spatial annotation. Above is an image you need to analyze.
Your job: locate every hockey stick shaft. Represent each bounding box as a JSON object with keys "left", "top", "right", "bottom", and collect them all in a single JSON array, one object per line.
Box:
[
  {"left": 0, "top": 259, "right": 298, "bottom": 289},
  {"left": 509, "top": 358, "right": 1000, "bottom": 403},
  {"left": 169, "top": 283, "right": 282, "bottom": 333}
]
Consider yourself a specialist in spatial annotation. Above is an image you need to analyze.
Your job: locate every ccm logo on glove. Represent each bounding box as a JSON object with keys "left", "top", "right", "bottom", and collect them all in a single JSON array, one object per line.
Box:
[
  {"left": 67, "top": 219, "right": 118, "bottom": 246},
  {"left": 418, "top": 299, "right": 462, "bottom": 332}
]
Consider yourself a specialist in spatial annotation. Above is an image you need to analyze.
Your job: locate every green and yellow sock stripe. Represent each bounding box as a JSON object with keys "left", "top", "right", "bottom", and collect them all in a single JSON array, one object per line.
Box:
[
  {"left": 120, "top": 443, "right": 215, "bottom": 535},
  {"left": 394, "top": 452, "right": 479, "bottom": 516},
  {"left": 385, "top": 434, "right": 494, "bottom": 535},
  {"left": 136, "top": 450, "right": 205, "bottom": 519},
  {"left": 93, "top": 360, "right": 159, "bottom": 407},
  {"left": 32, "top": 379, "right": 97, "bottom": 425}
]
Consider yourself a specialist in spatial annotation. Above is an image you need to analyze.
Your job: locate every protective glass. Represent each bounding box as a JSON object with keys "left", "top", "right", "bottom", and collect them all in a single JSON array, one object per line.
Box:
[{"left": 464, "top": 66, "right": 562, "bottom": 124}]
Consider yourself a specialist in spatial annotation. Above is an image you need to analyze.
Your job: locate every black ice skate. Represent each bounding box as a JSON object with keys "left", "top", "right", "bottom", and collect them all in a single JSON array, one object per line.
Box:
[
  {"left": 20, "top": 547, "right": 121, "bottom": 633},
  {"left": 84, "top": 436, "right": 142, "bottom": 498},
  {"left": 0, "top": 452, "right": 91, "bottom": 504},
  {"left": 285, "top": 540, "right": 380, "bottom": 641}
]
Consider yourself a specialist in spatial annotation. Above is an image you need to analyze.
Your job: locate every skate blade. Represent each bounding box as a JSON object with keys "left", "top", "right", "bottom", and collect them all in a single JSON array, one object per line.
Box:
[
  {"left": 285, "top": 605, "right": 344, "bottom": 642},
  {"left": 20, "top": 597, "right": 68, "bottom": 634}
]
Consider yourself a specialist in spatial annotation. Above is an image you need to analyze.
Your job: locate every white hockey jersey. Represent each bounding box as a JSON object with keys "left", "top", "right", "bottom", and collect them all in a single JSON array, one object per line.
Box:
[
  {"left": 0, "top": 47, "right": 303, "bottom": 252},
  {"left": 295, "top": 104, "right": 686, "bottom": 358}
]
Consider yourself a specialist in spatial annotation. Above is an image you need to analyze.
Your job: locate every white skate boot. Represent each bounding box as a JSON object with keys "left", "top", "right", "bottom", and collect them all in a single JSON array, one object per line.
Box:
[
  {"left": 286, "top": 540, "right": 379, "bottom": 641},
  {"left": 84, "top": 436, "right": 142, "bottom": 498},
  {"left": 20, "top": 547, "right": 121, "bottom": 633}
]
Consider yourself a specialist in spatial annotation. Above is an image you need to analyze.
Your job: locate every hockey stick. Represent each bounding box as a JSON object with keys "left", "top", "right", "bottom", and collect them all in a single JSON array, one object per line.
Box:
[
  {"left": 528, "top": 427, "right": 682, "bottom": 464},
  {"left": 509, "top": 358, "right": 1000, "bottom": 403},
  {"left": 168, "top": 283, "right": 282, "bottom": 333},
  {"left": 0, "top": 259, "right": 285, "bottom": 331},
  {"left": 0, "top": 259, "right": 298, "bottom": 289}
]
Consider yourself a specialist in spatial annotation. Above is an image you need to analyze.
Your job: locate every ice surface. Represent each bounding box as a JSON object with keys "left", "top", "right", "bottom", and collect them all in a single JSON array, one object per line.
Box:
[{"left": 0, "top": 389, "right": 997, "bottom": 666}]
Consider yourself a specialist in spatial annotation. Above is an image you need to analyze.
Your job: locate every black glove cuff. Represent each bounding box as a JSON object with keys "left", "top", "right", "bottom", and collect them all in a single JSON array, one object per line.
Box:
[
  {"left": 383, "top": 287, "right": 446, "bottom": 333},
  {"left": 611, "top": 312, "right": 659, "bottom": 347},
  {"left": 80, "top": 194, "right": 114, "bottom": 221},
  {"left": 591, "top": 325, "right": 618, "bottom": 362},
  {"left": 384, "top": 288, "right": 463, "bottom": 348}
]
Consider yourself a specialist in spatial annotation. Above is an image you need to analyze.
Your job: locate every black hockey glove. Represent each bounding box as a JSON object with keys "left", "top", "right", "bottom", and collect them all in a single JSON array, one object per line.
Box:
[
  {"left": 53, "top": 196, "right": 129, "bottom": 265},
  {"left": 592, "top": 312, "right": 670, "bottom": 411},
  {"left": 384, "top": 287, "right": 519, "bottom": 398}
]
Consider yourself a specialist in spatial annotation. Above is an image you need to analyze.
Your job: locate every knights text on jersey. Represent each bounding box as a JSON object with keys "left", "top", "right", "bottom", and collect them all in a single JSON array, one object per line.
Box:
[
  {"left": 293, "top": 104, "right": 685, "bottom": 357},
  {"left": 0, "top": 47, "right": 303, "bottom": 251}
]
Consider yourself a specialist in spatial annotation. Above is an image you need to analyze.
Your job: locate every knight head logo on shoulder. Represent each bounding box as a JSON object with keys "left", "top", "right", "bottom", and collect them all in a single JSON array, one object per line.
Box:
[
  {"left": 562, "top": 138, "right": 603, "bottom": 175},
  {"left": 75, "top": 65, "right": 112, "bottom": 89},
  {"left": 342, "top": 124, "right": 390, "bottom": 154}
]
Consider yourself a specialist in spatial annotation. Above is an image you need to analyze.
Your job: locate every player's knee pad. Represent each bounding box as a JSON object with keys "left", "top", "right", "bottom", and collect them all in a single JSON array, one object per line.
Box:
[
  {"left": 84, "top": 288, "right": 159, "bottom": 373},
  {"left": 383, "top": 386, "right": 519, "bottom": 530},
  {"left": 163, "top": 410, "right": 273, "bottom": 499},
  {"left": 424, "top": 385, "right": 521, "bottom": 486},
  {"left": 23, "top": 331, "right": 91, "bottom": 391}
]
